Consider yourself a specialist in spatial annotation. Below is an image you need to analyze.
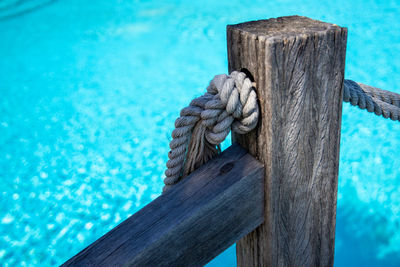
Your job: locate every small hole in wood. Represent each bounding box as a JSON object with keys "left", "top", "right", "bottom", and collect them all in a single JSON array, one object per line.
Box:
[{"left": 240, "top": 68, "right": 255, "bottom": 82}]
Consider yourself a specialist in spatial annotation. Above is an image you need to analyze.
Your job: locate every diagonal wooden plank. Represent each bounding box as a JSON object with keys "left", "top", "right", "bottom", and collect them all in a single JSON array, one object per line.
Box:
[{"left": 62, "top": 143, "right": 264, "bottom": 267}]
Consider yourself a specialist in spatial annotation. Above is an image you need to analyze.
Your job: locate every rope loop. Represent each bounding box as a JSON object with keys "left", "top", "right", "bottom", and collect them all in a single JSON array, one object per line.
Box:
[{"left": 163, "top": 71, "right": 259, "bottom": 191}]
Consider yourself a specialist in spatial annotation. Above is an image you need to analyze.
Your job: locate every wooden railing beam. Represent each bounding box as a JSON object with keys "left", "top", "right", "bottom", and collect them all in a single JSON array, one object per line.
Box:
[{"left": 62, "top": 144, "right": 264, "bottom": 267}]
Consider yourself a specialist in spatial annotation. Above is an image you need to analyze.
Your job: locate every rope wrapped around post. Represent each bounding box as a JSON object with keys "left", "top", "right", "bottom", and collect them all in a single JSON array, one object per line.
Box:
[
  {"left": 163, "top": 75, "right": 400, "bottom": 192},
  {"left": 163, "top": 71, "right": 259, "bottom": 192}
]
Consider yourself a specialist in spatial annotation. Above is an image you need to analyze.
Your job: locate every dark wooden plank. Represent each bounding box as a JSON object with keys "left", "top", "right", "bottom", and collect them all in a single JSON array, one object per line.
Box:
[
  {"left": 62, "top": 144, "right": 264, "bottom": 267},
  {"left": 227, "top": 16, "right": 347, "bottom": 266}
]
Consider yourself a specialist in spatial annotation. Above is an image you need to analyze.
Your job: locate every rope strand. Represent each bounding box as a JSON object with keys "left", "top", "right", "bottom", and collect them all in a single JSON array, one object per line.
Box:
[{"left": 343, "top": 80, "right": 400, "bottom": 121}]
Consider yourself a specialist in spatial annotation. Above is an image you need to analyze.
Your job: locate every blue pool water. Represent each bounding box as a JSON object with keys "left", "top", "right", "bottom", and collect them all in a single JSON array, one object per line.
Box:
[{"left": 0, "top": 0, "right": 400, "bottom": 266}]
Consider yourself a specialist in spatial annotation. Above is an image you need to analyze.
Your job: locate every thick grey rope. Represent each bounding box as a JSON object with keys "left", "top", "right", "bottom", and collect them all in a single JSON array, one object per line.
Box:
[
  {"left": 343, "top": 80, "right": 400, "bottom": 121},
  {"left": 163, "top": 77, "right": 400, "bottom": 191},
  {"left": 164, "top": 71, "right": 259, "bottom": 191}
]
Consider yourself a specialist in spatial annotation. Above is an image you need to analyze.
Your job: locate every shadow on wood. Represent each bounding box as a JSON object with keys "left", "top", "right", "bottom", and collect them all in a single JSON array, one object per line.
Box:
[{"left": 62, "top": 144, "right": 264, "bottom": 267}]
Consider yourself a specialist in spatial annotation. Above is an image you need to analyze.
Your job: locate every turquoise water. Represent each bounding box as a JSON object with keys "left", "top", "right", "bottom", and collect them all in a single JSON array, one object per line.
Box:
[{"left": 0, "top": 0, "right": 399, "bottom": 266}]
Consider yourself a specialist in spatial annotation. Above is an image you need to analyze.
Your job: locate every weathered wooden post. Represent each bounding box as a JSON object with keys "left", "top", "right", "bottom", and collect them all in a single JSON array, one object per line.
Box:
[{"left": 228, "top": 16, "right": 347, "bottom": 266}]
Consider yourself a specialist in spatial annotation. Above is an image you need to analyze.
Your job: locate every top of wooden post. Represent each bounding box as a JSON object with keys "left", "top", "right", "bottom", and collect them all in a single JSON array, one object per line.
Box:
[{"left": 227, "top": 15, "right": 343, "bottom": 39}]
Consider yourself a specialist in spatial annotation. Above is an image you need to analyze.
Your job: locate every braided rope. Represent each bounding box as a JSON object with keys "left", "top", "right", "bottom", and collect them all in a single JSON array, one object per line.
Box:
[
  {"left": 343, "top": 80, "right": 400, "bottom": 121},
  {"left": 163, "top": 71, "right": 259, "bottom": 191}
]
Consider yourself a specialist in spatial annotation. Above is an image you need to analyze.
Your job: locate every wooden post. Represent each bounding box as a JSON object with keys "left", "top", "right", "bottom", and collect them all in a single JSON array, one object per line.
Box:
[{"left": 228, "top": 16, "right": 347, "bottom": 266}]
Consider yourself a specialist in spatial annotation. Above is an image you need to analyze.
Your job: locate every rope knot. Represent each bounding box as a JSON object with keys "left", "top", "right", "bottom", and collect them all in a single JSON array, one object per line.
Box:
[{"left": 164, "top": 71, "right": 259, "bottom": 192}]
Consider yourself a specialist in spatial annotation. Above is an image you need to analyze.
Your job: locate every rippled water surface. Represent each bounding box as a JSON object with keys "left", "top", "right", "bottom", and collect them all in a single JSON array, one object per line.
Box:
[{"left": 0, "top": 0, "right": 399, "bottom": 266}]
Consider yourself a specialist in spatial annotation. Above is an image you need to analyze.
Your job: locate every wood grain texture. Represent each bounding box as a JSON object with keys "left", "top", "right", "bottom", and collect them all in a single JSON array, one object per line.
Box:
[
  {"left": 227, "top": 16, "right": 347, "bottom": 267},
  {"left": 62, "top": 144, "right": 264, "bottom": 267}
]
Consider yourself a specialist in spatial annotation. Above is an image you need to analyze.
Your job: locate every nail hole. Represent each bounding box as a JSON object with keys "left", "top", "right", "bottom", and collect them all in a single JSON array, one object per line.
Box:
[{"left": 219, "top": 162, "right": 234, "bottom": 174}]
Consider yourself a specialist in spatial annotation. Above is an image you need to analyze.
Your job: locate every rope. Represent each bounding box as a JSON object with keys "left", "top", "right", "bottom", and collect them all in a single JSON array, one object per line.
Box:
[
  {"left": 163, "top": 71, "right": 259, "bottom": 192},
  {"left": 163, "top": 75, "right": 400, "bottom": 192},
  {"left": 343, "top": 80, "right": 400, "bottom": 121}
]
